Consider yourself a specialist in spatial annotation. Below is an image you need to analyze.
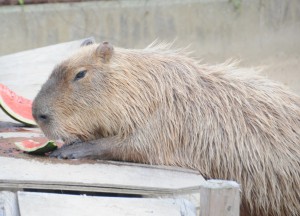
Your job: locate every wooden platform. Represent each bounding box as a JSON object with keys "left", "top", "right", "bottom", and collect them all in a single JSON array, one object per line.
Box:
[
  {"left": 0, "top": 124, "right": 240, "bottom": 216},
  {"left": 0, "top": 156, "right": 204, "bottom": 195},
  {"left": 0, "top": 123, "right": 240, "bottom": 216},
  {"left": 0, "top": 152, "right": 240, "bottom": 216}
]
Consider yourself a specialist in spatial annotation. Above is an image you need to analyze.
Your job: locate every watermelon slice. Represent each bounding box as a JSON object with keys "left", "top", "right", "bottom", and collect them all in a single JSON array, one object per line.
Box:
[
  {"left": 15, "top": 139, "right": 57, "bottom": 155},
  {"left": 0, "top": 84, "right": 36, "bottom": 126}
]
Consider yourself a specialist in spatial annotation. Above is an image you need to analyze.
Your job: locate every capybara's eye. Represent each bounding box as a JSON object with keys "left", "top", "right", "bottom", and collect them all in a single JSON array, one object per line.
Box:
[{"left": 74, "top": 70, "right": 87, "bottom": 81}]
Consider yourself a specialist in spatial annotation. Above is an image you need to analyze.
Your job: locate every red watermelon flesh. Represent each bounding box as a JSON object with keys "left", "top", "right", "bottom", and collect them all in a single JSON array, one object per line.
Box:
[
  {"left": 15, "top": 139, "right": 57, "bottom": 155},
  {"left": 0, "top": 84, "right": 36, "bottom": 126}
]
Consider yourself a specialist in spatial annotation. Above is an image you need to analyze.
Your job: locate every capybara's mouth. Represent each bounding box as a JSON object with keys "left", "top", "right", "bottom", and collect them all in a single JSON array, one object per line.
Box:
[{"left": 38, "top": 124, "right": 69, "bottom": 144}]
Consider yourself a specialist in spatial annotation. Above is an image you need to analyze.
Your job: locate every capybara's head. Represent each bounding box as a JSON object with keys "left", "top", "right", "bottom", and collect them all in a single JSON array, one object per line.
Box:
[{"left": 32, "top": 41, "right": 115, "bottom": 142}]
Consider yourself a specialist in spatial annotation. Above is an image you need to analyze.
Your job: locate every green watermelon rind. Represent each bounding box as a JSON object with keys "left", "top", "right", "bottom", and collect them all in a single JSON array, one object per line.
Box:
[
  {"left": 15, "top": 140, "right": 57, "bottom": 155},
  {"left": 0, "top": 92, "right": 37, "bottom": 126}
]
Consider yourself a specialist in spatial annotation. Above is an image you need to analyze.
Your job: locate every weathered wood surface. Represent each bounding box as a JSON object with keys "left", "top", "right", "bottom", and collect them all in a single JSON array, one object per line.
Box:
[
  {"left": 17, "top": 192, "right": 196, "bottom": 216},
  {"left": 0, "top": 156, "right": 205, "bottom": 195},
  {"left": 0, "top": 38, "right": 93, "bottom": 123},
  {"left": 0, "top": 131, "right": 43, "bottom": 139},
  {"left": 0, "top": 191, "right": 19, "bottom": 216},
  {"left": 200, "top": 180, "right": 240, "bottom": 216}
]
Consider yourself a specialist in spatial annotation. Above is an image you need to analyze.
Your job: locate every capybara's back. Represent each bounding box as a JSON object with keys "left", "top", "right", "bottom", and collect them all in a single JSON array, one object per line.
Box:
[{"left": 33, "top": 41, "right": 300, "bottom": 215}]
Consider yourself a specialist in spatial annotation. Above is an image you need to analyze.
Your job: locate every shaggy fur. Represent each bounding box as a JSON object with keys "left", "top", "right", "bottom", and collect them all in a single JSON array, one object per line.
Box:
[{"left": 33, "top": 41, "right": 300, "bottom": 216}]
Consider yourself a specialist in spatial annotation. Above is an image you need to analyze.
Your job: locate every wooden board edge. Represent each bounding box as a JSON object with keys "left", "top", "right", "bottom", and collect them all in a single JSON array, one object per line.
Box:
[
  {"left": 0, "top": 181, "right": 202, "bottom": 196},
  {"left": 17, "top": 191, "right": 197, "bottom": 216},
  {"left": 199, "top": 180, "right": 240, "bottom": 216},
  {"left": 0, "top": 191, "right": 20, "bottom": 216}
]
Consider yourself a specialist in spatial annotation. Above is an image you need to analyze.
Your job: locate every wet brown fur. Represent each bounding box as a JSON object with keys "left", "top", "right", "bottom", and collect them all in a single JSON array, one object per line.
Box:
[{"left": 33, "top": 42, "right": 300, "bottom": 215}]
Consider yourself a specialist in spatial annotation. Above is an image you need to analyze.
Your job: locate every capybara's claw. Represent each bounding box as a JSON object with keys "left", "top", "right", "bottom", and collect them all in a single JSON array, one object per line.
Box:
[
  {"left": 49, "top": 141, "right": 93, "bottom": 159},
  {"left": 49, "top": 148, "right": 72, "bottom": 159},
  {"left": 49, "top": 147, "right": 72, "bottom": 159},
  {"left": 49, "top": 148, "right": 63, "bottom": 158}
]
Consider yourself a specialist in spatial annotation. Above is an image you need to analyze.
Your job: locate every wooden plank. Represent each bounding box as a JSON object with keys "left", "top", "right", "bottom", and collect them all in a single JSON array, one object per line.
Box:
[
  {"left": 0, "top": 191, "right": 19, "bottom": 216},
  {"left": 17, "top": 192, "right": 196, "bottom": 216},
  {"left": 199, "top": 180, "right": 240, "bottom": 216},
  {"left": 0, "top": 37, "right": 93, "bottom": 123},
  {"left": 159, "top": 192, "right": 201, "bottom": 216},
  {"left": 0, "top": 132, "right": 44, "bottom": 139},
  {"left": 0, "top": 157, "right": 205, "bottom": 195}
]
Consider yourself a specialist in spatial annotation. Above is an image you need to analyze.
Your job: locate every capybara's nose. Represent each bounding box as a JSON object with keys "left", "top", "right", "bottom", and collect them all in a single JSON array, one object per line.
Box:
[
  {"left": 32, "top": 102, "right": 50, "bottom": 124},
  {"left": 37, "top": 114, "right": 49, "bottom": 123},
  {"left": 33, "top": 109, "right": 50, "bottom": 124}
]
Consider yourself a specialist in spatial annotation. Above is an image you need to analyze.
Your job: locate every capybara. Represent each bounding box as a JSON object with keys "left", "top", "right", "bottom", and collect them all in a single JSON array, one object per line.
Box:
[{"left": 32, "top": 40, "right": 300, "bottom": 216}]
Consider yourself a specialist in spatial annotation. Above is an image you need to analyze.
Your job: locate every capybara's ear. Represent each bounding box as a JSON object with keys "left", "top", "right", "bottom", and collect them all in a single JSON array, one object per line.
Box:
[
  {"left": 80, "top": 38, "right": 95, "bottom": 47},
  {"left": 96, "top": 41, "right": 114, "bottom": 63}
]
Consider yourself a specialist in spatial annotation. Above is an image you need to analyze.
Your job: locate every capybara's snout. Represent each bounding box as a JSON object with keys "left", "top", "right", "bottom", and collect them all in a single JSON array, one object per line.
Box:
[{"left": 32, "top": 93, "right": 52, "bottom": 126}]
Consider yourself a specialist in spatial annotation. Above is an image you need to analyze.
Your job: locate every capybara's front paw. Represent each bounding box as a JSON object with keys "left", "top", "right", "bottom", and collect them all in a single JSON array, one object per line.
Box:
[
  {"left": 49, "top": 141, "right": 91, "bottom": 159},
  {"left": 49, "top": 148, "right": 78, "bottom": 159}
]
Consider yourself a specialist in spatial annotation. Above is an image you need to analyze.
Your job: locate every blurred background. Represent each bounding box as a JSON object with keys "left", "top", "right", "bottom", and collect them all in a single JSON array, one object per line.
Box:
[{"left": 0, "top": 0, "right": 300, "bottom": 94}]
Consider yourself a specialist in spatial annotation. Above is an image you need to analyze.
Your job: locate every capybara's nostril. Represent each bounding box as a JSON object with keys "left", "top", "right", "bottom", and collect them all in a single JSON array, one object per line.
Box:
[
  {"left": 36, "top": 113, "right": 50, "bottom": 124},
  {"left": 39, "top": 114, "right": 48, "bottom": 121},
  {"left": 32, "top": 99, "right": 51, "bottom": 124}
]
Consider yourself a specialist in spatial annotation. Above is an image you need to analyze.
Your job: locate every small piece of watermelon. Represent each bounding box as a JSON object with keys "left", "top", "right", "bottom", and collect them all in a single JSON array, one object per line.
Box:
[
  {"left": 15, "top": 139, "right": 57, "bottom": 155},
  {"left": 0, "top": 84, "right": 36, "bottom": 126}
]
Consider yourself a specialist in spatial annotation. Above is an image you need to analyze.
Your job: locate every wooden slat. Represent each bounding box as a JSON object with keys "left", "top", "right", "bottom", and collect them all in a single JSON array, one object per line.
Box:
[
  {"left": 0, "top": 191, "right": 19, "bottom": 216},
  {"left": 17, "top": 192, "right": 196, "bottom": 216},
  {"left": 0, "top": 156, "right": 205, "bottom": 195},
  {"left": 0, "top": 38, "right": 93, "bottom": 123},
  {"left": 0, "top": 132, "right": 43, "bottom": 139},
  {"left": 0, "top": 0, "right": 98, "bottom": 6},
  {"left": 200, "top": 180, "right": 240, "bottom": 216}
]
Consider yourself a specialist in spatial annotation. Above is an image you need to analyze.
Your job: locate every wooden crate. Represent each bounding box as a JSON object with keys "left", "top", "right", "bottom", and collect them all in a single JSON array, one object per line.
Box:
[{"left": 0, "top": 155, "right": 240, "bottom": 216}]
